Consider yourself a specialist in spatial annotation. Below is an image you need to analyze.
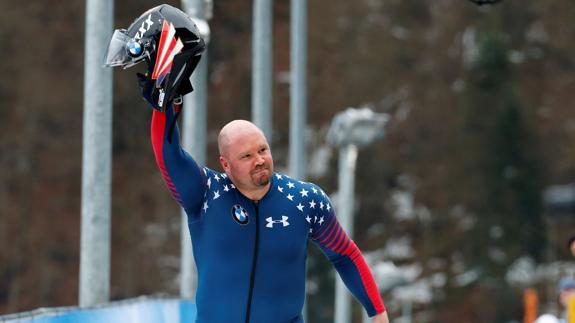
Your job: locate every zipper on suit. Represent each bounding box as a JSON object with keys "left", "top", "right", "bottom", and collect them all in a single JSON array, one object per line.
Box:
[{"left": 245, "top": 201, "right": 260, "bottom": 323}]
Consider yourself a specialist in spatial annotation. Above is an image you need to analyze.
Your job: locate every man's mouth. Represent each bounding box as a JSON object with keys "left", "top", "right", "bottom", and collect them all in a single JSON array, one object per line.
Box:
[{"left": 252, "top": 167, "right": 268, "bottom": 175}]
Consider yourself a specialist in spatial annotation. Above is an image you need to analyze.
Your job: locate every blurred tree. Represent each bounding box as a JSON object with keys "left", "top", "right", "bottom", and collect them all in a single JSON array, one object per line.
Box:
[{"left": 457, "top": 30, "right": 545, "bottom": 320}]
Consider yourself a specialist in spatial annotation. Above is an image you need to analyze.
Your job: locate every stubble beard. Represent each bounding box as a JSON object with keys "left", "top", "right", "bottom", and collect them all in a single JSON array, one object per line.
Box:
[
  {"left": 255, "top": 174, "right": 270, "bottom": 186},
  {"left": 251, "top": 166, "right": 271, "bottom": 187}
]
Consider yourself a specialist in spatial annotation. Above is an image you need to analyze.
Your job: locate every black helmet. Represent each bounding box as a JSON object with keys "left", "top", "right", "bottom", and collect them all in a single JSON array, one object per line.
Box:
[{"left": 104, "top": 4, "right": 205, "bottom": 109}]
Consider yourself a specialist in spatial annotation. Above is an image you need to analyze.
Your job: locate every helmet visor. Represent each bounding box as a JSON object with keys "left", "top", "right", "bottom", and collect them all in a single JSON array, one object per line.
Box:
[{"left": 103, "top": 29, "right": 147, "bottom": 68}]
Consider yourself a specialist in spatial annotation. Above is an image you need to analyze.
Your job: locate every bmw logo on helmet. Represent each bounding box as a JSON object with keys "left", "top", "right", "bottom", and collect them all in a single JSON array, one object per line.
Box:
[
  {"left": 127, "top": 40, "right": 143, "bottom": 57},
  {"left": 232, "top": 205, "right": 249, "bottom": 225}
]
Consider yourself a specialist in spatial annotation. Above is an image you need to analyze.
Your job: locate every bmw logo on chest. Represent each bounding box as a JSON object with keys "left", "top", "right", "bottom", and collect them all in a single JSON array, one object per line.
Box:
[{"left": 231, "top": 204, "right": 249, "bottom": 225}]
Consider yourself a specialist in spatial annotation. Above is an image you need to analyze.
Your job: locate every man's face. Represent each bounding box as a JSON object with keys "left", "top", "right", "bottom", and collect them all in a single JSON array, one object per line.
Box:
[
  {"left": 220, "top": 128, "right": 274, "bottom": 192},
  {"left": 560, "top": 288, "right": 575, "bottom": 307}
]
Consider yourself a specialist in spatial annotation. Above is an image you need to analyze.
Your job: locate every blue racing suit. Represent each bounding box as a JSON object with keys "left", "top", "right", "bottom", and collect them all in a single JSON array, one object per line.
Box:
[{"left": 151, "top": 106, "right": 385, "bottom": 322}]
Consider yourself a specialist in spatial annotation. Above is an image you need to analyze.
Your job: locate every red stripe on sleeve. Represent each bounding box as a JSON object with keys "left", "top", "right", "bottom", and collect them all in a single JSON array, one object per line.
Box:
[
  {"left": 314, "top": 216, "right": 336, "bottom": 240},
  {"left": 349, "top": 247, "right": 361, "bottom": 260},
  {"left": 151, "top": 111, "right": 166, "bottom": 161},
  {"left": 350, "top": 251, "right": 386, "bottom": 314},
  {"left": 326, "top": 226, "right": 345, "bottom": 250},
  {"left": 322, "top": 224, "right": 341, "bottom": 247},
  {"left": 335, "top": 237, "right": 351, "bottom": 254},
  {"left": 338, "top": 240, "right": 385, "bottom": 314},
  {"left": 317, "top": 218, "right": 338, "bottom": 244},
  {"left": 151, "top": 110, "right": 183, "bottom": 205}
]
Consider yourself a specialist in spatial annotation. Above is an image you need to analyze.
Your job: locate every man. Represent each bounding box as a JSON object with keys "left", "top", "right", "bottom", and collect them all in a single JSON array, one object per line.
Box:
[
  {"left": 535, "top": 277, "right": 575, "bottom": 323},
  {"left": 151, "top": 106, "right": 389, "bottom": 322},
  {"left": 557, "top": 278, "right": 575, "bottom": 322},
  {"left": 104, "top": 5, "right": 389, "bottom": 322}
]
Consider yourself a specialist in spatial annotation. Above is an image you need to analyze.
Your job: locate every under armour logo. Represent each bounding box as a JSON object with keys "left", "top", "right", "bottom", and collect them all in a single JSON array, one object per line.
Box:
[{"left": 266, "top": 216, "right": 289, "bottom": 228}]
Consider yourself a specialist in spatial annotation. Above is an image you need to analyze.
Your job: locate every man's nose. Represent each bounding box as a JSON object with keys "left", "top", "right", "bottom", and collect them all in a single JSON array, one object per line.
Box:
[{"left": 255, "top": 154, "right": 265, "bottom": 165}]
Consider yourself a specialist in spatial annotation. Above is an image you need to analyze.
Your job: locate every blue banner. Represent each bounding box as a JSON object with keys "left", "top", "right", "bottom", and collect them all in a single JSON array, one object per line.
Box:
[{"left": 1, "top": 298, "right": 196, "bottom": 323}]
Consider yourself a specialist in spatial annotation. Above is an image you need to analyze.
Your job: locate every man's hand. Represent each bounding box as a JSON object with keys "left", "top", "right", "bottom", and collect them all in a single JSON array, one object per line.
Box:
[
  {"left": 372, "top": 311, "right": 389, "bottom": 323},
  {"left": 136, "top": 72, "right": 162, "bottom": 110}
]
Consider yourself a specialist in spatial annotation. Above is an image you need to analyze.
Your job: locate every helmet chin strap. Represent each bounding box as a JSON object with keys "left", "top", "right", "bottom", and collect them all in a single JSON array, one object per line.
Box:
[{"left": 166, "top": 95, "right": 184, "bottom": 144}]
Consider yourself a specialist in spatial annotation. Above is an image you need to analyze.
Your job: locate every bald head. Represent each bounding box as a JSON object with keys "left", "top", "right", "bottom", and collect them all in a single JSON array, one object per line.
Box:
[
  {"left": 217, "top": 120, "right": 273, "bottom": 199},
  {"left": 218, "top": 120, "right": 268, "bottom": 158}
]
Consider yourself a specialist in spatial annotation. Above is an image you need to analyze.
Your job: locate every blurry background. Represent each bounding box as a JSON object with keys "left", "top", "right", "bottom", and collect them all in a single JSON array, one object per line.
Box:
[{"left": 1, "top": 0, "right": 575, "bottom": 322}]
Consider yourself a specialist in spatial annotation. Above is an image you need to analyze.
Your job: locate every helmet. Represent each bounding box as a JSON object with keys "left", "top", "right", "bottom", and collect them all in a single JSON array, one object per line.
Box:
[
  {"left": 558, "top": 277, "right": 575, "bottom": 293},
  {"left": 104, "top": 4, "right": 205, "bottom": 109},
  {"left": 534, "top": 314, "right": 559, "bottom": 323}
]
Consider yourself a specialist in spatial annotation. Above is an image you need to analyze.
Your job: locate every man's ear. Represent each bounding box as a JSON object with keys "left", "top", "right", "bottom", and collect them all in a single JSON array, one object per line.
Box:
[{"left": 219, "top": 156, "right": 229, "bottom": 172}]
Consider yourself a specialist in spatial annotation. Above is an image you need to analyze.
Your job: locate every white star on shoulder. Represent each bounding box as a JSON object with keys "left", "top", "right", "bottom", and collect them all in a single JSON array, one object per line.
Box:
[
  {"left": 207, "top": 177, "right": 212, "bottom": 188},
  {"left": 311, "top": 187, "right": 318, "bottom": 194},
  {"left": 213, "top": 191, "right": 220, "bottom": 200},
  {"left": 320, "top": 201, "right": 325, "bottom": 209},
  {"left": 309, "top": 200, "right": 316, "bottom": 209},
  {"left": 230, "top": 184, "right": 236, "bottom": 189},
  {"left": 276, "top": 174, "right": 283, "bottom": 180},
  {"left": 287, "top": 194, "right": 294, "bottom": 201},
  {"left": 305, "top": 215, "right": 311, "bottom": 223},
  {"left": 214, "top": 174, "right": 221, "bottom": 182},
  {"left": 300, "top": 188, "right": 309, "bottom": 197},
  {"left": 296, "top": 203, "right": 304, "bottom": 212},
  {"left": 318, "top": 216, "right": 325, "bottom": 225},
  {"left": 224, "top": 185, "right": 230, "bottom": 192},
  {"left": 221, "top": 173, "right": 227, "bottom": 178},
  {"left": 278, "top": 186, "right": 284, "bottom": 193},
  {"left": 326, "top": 203, "right": 331, "bottom": 211},
  {"left": 287, "top": 182, "right": 295, "bottom": 189},
  {"left": 202, "top": 201, "right": 209, "bottom": 212}
]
